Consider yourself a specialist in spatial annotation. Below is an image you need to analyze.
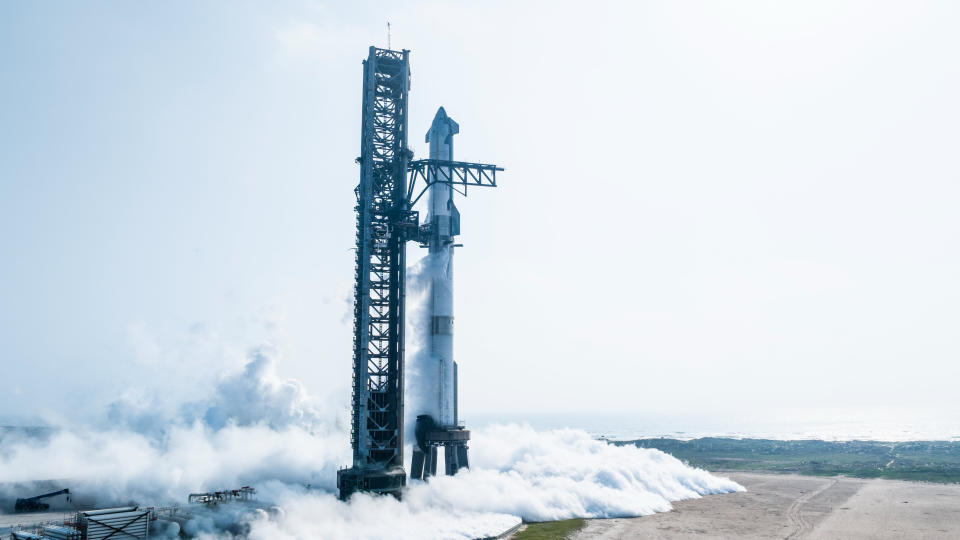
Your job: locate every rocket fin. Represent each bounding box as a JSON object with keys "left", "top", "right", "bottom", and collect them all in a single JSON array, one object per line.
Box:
[{"left": 450, "top": 202, "right": 460, "bottom": 236}]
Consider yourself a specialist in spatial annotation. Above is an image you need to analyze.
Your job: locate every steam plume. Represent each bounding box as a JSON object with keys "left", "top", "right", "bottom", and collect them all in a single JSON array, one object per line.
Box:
[{"left": 0, "top": 346, "right": 742, "bottom": 539}]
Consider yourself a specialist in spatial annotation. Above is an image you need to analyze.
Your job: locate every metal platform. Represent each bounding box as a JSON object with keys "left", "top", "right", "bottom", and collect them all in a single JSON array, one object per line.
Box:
[{"left": 410, "top": 414, "right": 470, "bottom": 479}]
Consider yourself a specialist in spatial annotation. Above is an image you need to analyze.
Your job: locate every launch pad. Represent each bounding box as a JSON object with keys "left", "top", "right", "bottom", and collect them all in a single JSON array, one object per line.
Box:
[
  {"left": 336, "top": 467, "right": 407, "bottom": 499},
  {"left": 337, "top": 46, "right": 501, "bottom": 499},
  {"left": 410, "top": 415, "right": 470, "bottom": 479}
]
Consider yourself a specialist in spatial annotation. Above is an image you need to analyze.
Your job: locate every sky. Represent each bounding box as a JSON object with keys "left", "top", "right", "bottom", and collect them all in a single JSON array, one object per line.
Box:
[{"left": 1, "top": 1, "right": 959, "bottom": 432}]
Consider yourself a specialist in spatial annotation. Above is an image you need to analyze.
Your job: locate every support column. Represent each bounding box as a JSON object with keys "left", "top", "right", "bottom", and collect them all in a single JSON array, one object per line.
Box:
[
  {"left": 428, "top": 446, "right": 438, "bottom": 477},
  {"left": 410, "top": 449, "right": 425, "bottom": 481},
  {"left": 444, "top": 446, "right": 458, "bottom": 475}
]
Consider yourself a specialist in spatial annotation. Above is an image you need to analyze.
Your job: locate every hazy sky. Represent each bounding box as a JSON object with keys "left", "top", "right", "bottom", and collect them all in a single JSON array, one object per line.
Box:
[{"left": 2, "top": 1, "right": 958, "bottom": 429}]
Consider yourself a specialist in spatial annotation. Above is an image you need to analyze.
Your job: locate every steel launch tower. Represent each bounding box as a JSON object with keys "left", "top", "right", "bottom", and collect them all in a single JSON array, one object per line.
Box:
[
  {"left": 337, "top": 47, "right": 412, "bottom": 498},
  {"left": 337, "top": 46, "right": 502, "bottom": 499}
]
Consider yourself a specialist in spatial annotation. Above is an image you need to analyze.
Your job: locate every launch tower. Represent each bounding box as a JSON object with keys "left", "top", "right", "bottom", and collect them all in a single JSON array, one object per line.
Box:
[
  {"left": 337, "top": 47, "right": 412, "bottom": 498},
  {"left": 338, "top": 46, "right": 502, "bottom": 499}
]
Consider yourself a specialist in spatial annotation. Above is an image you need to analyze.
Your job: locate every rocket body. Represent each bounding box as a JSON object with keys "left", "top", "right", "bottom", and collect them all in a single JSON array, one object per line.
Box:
[{"left": 424, "top": 107, "right": 460, "bottom": 428}]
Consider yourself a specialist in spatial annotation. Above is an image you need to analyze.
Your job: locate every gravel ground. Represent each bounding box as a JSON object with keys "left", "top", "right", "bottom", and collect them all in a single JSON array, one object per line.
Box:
[{"left": 569, "top": 472, "right": 960, "bottom": 539}]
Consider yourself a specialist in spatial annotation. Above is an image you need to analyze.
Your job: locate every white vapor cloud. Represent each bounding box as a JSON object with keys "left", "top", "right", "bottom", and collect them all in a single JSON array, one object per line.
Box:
[{"left": 0, "top": 345, "right": 741, "bottom": 539}]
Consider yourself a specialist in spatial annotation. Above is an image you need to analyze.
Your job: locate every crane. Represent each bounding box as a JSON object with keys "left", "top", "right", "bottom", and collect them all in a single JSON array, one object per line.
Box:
[{"left": 14, "top": 488, "right": 70, "bottom": 512}]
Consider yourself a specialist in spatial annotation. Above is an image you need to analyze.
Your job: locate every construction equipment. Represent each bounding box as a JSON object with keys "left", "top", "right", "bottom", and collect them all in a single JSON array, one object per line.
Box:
[{"left": 14, "top": 489, "right": 71, "bottom": 513}]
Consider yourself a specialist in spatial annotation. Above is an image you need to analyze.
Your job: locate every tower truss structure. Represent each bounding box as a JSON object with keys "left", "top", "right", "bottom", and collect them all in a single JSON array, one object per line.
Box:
[{"left": 337, "top": 46, "right": 411, "bottom": 498}]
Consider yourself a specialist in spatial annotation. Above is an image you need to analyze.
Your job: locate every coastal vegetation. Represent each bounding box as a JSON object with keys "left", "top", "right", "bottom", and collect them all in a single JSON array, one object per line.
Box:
[
  {"left": 617, "top": 438, "right": 960, "bottom": 483},
  {"left": 513, "top": 519, "right": 587, "bottom": 540}
]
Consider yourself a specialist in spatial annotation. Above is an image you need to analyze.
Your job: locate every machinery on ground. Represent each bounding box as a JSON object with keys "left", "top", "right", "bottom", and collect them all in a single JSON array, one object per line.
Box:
[
  {"left": 187, "top": 486, "right": 256, "bottom": 505},
  {"left": 6, "top": 487, "right": 258, "bottom": 539},
  {"left": 14, "top": 489, "right": 70, "bottom": 513}
]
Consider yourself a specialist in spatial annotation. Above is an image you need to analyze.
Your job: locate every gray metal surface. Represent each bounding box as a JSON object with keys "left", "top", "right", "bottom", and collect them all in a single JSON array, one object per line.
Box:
[
  {"left": 79, "top": 508, "right": 149, "bottom": 540},
  {"left": 42, "top": 525, "right": 80, "bottom": 539}
]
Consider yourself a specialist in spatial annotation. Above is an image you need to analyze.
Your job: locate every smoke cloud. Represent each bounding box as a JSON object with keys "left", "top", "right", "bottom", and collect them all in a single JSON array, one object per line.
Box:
[
  {"left": 404, "top": 250, "right": 452, "bottom": 436},
  {"left": 0, "top": 345, "right": 742, "bottom": 539}
]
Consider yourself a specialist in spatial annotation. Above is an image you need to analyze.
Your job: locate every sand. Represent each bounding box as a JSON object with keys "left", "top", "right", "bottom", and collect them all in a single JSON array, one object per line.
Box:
[{"left": 570, "top": 472, "right": 960, "bottom": 539}]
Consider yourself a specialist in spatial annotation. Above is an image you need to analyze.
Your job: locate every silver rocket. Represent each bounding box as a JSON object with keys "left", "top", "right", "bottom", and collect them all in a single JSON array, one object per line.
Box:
[
  {"left": 411, "top": 106, "right": 499, "bottom": 480},
  {"left": 423, "top": 106, "right": 460, "bottom": 428}
]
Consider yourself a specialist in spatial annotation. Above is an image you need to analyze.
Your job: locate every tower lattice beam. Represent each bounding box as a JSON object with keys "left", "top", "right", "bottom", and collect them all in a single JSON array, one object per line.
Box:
[{"left": 338, "top": 46, "right": 411, "bottom": 499}]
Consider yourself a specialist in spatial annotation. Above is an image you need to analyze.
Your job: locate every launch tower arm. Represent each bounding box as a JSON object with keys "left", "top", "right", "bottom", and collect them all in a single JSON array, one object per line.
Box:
[{"left": 406, "top": 159, "right": 503, "bottom": 206}]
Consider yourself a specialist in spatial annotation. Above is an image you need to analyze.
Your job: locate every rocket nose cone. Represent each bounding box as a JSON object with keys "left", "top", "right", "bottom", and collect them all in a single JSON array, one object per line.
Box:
[{"left": 426, "top": 106, "right": 460, "bottom": 142}]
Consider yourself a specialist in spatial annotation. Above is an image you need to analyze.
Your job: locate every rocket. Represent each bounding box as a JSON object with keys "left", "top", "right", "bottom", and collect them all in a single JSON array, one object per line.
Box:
[
  {"left": 423, "top": 106, "right": 460, "bottom": 428},
  {"left": 410, "top": 107, "right": 471, "bottom": 479}
]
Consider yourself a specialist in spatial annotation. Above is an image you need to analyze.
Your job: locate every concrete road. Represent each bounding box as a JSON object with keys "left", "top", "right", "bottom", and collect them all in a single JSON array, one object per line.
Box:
[{"left": 571, "top": 472, "right": 960, "bottom": 539}]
